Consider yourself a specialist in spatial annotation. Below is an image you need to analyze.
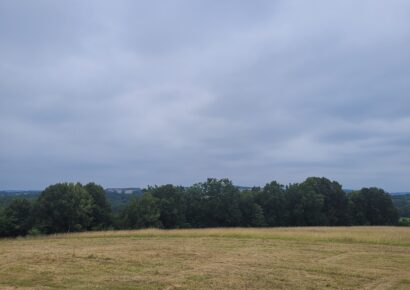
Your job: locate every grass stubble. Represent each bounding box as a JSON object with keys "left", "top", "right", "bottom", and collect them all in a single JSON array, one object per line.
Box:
[{"left": 0, "top": 227, "right": 409, "bottom": 289}]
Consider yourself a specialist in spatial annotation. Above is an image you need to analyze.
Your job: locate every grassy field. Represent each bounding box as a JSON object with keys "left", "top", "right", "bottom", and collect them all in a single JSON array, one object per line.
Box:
[{"left": 0, "top": 227, "right": 409, "bottom": 289}]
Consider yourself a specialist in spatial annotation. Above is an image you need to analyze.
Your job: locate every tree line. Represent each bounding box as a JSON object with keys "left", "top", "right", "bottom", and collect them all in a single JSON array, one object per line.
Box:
[{"left": 0, "top": 177, "right": 399, "bottom": 237}]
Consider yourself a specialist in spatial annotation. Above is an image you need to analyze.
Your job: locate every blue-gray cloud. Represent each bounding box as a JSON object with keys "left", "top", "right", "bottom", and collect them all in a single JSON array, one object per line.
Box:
[{"left": 1, "top": 0, "right": 410, "bottom": 191}]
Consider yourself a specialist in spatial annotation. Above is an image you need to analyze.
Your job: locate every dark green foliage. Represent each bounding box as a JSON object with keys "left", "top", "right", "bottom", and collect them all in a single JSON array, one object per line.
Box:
[
  {"left": 0, "top": 192, "right": 38, "bottom": 207},
  {"left": 33, "top": 182, "right": 113, "bottom": 234},
  {"left": 147, "top": 185, "right": 187, "bottom": 228},
  {"left": 184, "top": 185, "right": 207, "bottom": 228},
  {"left": 34, "top": 183, "right": 94, "bottom": 234},
  {"left": 255, "top": 181, "right": 288, "bottom": 226},
  {"left": 392, "top": 194, "right": 410, "bottom": 217},
  {"left": 249, "top": 203, "right": 266, "bottom": 227},
  {"left": 84, "top": 183, "right": 112, "bottom": 230},
  {"left": 0, "top": 205, "right": 9, "bottom": 237},
  {"left": 286, "top": 182, "right": 326, "bottom": 226},
  {"left": 348, "top": 188, "right": 399, "bottom": 225},
  {"left": 239, "top": 191, "right": 266, "bottom": 227},
  {"left": 0, "top": 177, "right": 401, "bottom": 238},
  {"left": 105, "top": 190, "right": 143, "bottom": 214},
  {"left": 283, "top": 177, "right": 350, "bottom": 226},
  {"left": 185, "top": 179, "right": 242, "bottom": 227},
  {"left": 301, "top": 177, "right": 349, "bottom": 225},
  {"left": 239, "top": 191, "right": 256, "bottom": 227},
  {"left": 120, "top": 193, "right": 161, "bottom": 229},
  {"left": 2, "top": 199, "right": 33, "bottom": 236},
  {"left": 398, "top": 217, "right": 410, "bottom": 226}
]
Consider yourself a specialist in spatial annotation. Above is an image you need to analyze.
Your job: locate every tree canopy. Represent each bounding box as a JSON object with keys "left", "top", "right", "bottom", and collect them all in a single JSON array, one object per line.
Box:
[{"left": 0, "top": 177, "right": 401, "bottom": 238}]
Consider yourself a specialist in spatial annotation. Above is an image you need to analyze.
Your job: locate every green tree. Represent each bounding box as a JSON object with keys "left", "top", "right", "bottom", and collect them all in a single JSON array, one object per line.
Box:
[
  {"left": 0, "top": 205, "right": 9, "bottom": 237},
  {"left": 3, "top": 199, "right": 33, "bottom": 236},
  {"left": 84, "top": 183, "right": 112, "bottom": 230},
  {"left": 255, "top": 181, "right": 288, "bottom": 226},
  {"left": 301, "top": 177, "right": 349, "bottom": 225},
  {"left": 250, "top": 203, "right": 266, "bottom": 227},
  {"left": 286, "top": 183, "right": 326, "bottom": 226},
  {"left": 34, "top": 183, "right": 93, "bottom": 234},
  {"left": 201, "top": 178, "right": 242, "bottom": 227},
  {"left": 348, "top": 188, "right": 398, "bottom": 225},
  {"left": 184, "top": 185, "right": 206, "bottom": 227},
  {"left": 239, "top": 191, "right": 266, "bottom": 227},
  {"left": 184, "top": 179, "right": 242, "bottom": 227},
  {"left": 147, "top": 184, "right": 187, "bottom": 228},
  {"left": 121, "top": 193, "right": 161, "bottom": 229}
]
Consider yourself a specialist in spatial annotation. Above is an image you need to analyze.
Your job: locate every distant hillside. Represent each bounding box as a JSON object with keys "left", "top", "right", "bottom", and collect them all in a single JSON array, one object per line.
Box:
[
  {"left": 0, "top": 190, "right": 41, "bottom": 196},
  {"left": 105, "top": 187, "right": 142, "bottom": 195},
  {"left": 391, "top": 192, "right": 410, "bottom": 196},
  {"left": 236, "top": 186, "right": 253, "bottom": 192},
  {"left": 343, "top": 190, "right": 410, "bottom": 196}
]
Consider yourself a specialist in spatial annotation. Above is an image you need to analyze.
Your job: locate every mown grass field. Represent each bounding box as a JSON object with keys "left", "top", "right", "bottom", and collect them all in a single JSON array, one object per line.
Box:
[{"left": 0, "top": 227, "right": 409, "bottom": 289}]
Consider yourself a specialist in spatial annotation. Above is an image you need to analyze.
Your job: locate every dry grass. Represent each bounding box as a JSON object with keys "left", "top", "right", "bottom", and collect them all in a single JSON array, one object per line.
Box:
[{"left": 0, "top": 227, "right": 409, "bottom": 289}]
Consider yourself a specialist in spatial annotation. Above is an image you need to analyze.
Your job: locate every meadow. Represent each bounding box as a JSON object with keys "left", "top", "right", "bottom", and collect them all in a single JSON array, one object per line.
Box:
[{"left": 0, "top": 227, "right": 409, "bottom": 289}]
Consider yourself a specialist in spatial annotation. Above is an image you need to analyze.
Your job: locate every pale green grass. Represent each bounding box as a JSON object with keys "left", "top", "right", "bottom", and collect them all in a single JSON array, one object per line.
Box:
[{"left": 0, "top": 227, "right": 409, "bottom": 289}]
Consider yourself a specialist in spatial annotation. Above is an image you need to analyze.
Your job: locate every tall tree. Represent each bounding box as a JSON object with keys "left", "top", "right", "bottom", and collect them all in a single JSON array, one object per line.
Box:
[
  {"left": 121, "top": 193, "right": 161, "bottom": 229},
  {"left": 0, "top": 205, "right": 9, "bottom": 237},
  {"left": 239, "top": 190, "right": 266, "bottom": 227},
  {"left": 84, "top": 183, "right": 112, "bottom": 230},
  {"left": 301, "top": 177, "right": 349, "bottom": 225},
  {"left": 147, "top": 184, "right": 187, "bottom": 228},
  {"left": 348, "top": 188, "right": 398, "bottom": 225},
  {"left": 201, "top": 178, "right": 242, "bottom": 227},
  {"left": 255, "top": 181, "right": 288, "bottom": 226},
  {"left": 3, "top": 199, "right": 33, "bottom": 236},
  {"left": 286, "top": 183, "right": 326, "bottom": 226},
  {"left": 184, "top": 179, "right": 242, "bottom": 227},
  {"left": 184, "top": 184, "right": 206, "bottom": 228},
  {"left": 34, "top": 183, "right": 93, "bottom": 234}
]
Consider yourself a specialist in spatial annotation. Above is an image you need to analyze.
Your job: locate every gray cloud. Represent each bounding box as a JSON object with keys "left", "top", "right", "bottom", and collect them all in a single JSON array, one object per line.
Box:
[{"left": 1, "top": 0, "right": 410, "bottom": 191}]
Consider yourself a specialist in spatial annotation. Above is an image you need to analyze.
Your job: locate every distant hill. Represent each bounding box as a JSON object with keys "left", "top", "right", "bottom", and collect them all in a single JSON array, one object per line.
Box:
[
  {"left": 391, "top": 192, "right": 410, "bottom": 196},
  {"left": 343, "top": 190, "right": 410, "bottom": 196},
  {"left": 105, "top": 187, "right": 142, "bottom": 195},
  {"left": 0, "top": 190, "right": 41, "bottom": 196},
  {"left": 236, "top": 186, "right": 253, "bottom": 192}
]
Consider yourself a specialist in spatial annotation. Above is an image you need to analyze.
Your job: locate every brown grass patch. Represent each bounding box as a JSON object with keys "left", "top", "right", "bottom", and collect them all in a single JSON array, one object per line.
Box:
[{"left": 0, "top": 227, "right": 409, "bottom": 289}]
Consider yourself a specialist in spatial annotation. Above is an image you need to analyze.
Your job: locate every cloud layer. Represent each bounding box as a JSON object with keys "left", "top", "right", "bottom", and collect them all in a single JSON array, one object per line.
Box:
[{"left": 1, "top": 0, "right": 410, "bottom": 191}]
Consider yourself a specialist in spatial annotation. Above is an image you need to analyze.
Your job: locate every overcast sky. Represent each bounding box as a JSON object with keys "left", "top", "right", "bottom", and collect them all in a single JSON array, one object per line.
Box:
[{"left": 1, "top": 1, "right": 409, "bottom": 191}]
